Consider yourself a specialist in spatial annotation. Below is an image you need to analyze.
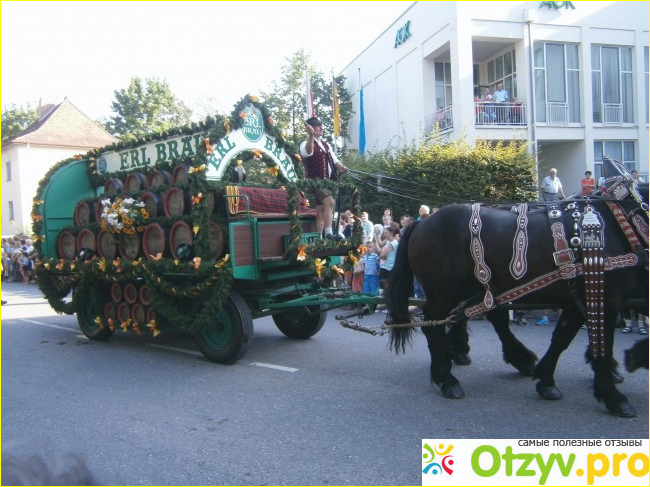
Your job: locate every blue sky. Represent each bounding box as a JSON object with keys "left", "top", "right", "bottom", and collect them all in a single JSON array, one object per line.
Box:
[{"left": 1, "top": 1, "right": 410, "bottom": 120}]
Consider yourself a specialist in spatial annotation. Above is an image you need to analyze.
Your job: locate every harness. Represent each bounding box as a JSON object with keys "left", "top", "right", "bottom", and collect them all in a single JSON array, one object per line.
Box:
[{"left": 466, "top": 197, "right": 647, "bottom": 359}]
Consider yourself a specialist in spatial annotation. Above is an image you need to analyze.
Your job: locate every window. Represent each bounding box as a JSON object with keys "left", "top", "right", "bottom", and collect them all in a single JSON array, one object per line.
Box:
[
  {"left": 5, "top": 161, "right": 11, "bottom": 181},
  {"left": 435, "top": 62, "right": 452, "bottom": 109},
  {"left": 8, "top": 201, "right": 14, "bottom": 220},
  {"left": 534, "top": 42, "right": 580, "bottom": 124},
  {"left": 593, "top": 140, "right": 636, "bottom": 181},
  {"left": 591, "top": 45, "right": 633, "bottom": 124},
  {"left": 487, "top": 49, "right": 517, "bottom": 100}
]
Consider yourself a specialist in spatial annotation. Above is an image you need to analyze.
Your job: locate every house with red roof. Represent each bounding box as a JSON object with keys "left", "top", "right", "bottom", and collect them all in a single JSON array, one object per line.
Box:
[{"left": 2, "top": 99, "right": 118, "bottom": 235}]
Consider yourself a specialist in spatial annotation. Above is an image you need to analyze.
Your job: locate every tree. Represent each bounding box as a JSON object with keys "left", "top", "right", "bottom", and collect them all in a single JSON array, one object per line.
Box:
[
  {"left": 260, "top": 49, "right": 353, "bottom": 148},
  {"left": 104, "top": 77, "right": 192, "bottom": 140},
  {"left": 1, "top": 103, "right": 38, "bottom": 143}
]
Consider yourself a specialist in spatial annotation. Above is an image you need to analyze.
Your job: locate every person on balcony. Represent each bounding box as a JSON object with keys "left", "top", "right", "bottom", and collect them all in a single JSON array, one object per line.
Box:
[
  {"left": 509, "top": 98, "right": 523, "bottom": 124},
  {"left": 493, "top": 83, "right": 508, "bottom": 103}
]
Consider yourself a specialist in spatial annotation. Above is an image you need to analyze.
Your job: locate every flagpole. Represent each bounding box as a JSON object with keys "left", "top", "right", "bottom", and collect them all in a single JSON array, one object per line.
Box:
[
  {"left": 358, "top": 68, "right": 366, "bottom": 156},
  {"left": 332, "top": 69, "right": 341, "bottom": 157}
]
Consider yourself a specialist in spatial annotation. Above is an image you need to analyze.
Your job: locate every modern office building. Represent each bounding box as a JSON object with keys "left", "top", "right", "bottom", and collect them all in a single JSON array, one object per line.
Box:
[{"left": 341, "top": 1, "right": 649, "bottom": 195}]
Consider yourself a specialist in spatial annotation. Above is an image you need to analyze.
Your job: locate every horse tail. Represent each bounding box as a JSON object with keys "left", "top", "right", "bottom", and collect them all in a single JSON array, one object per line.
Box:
[{"left": 387, "top": 220, "right": 418, "bottom": 354}]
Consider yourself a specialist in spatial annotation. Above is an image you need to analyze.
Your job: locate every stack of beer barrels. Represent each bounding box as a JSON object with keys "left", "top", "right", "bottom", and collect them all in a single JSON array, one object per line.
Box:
[
  {"left": 57, "top": 165, "right": 224, "bottom": 262},
  {"left": 104, "top": 281, "right": 155, "bottom": 326}
]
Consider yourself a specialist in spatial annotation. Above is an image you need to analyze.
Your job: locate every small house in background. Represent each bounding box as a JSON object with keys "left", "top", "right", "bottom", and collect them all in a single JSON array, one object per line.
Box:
[{"left": 1, "top": 99, "right": 118, "bottom": 235}]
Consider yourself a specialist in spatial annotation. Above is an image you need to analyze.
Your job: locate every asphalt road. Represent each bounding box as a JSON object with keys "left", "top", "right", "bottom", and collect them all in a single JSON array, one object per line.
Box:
[{"left": 1, "top": 281, "right": 648, "bottom": 486}]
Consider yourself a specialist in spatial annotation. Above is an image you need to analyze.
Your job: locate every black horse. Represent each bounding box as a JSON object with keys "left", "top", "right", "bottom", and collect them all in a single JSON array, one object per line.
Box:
[{"left": 387, "top": 164, "right": 648, "bottom": 417}]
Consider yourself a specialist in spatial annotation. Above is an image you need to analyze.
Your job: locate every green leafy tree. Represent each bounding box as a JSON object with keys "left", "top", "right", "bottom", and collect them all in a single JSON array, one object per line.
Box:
[
  {"left": 260, "top": 49, "right": 352, "bottom": 148},
  {"left": 104, "top": 77, "right": 192, "bottom": 140},
  {"left": 1, "top": 103, "right": 38, "bottom": 143}
]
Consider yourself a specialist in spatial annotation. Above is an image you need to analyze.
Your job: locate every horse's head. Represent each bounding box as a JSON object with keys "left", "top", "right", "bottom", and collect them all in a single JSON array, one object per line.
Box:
[{"left": 601, "top": 156, "right": 648, "bottom": 210}]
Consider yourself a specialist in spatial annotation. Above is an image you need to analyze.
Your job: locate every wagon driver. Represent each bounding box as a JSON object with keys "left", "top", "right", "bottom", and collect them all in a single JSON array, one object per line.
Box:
[{"left": 301, "top": 116, "right": 348, "bottom": 240}]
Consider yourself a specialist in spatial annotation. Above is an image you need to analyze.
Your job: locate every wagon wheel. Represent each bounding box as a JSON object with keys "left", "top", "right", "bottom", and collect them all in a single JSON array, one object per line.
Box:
[
  {"left": 194, "top": 291, "right": 253, "bottom": 364},
  {"left": 273, "top": 305, "right": 327, "bottom": 339},
  {"left": 76, "top": 289, "right": 114, "bottom": 341}
]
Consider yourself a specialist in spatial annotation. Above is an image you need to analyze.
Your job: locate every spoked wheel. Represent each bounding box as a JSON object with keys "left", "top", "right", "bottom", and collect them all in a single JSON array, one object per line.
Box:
[
  {"left": 272, "top": 305, "right": 327, "bottom": 339},
  {"left": 76, "top": 291, "right": 114, "bottom": 341},
  {"left": 194, "top": 291, "right": 253, "bottom": 364}
]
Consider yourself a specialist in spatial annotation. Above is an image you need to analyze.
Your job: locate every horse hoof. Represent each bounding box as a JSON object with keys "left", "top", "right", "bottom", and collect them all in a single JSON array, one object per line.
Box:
[
  {"left": 536, "top": 382, "right": 562, "bottom": 400},
  {"left": 452, "top": 352, "right": 472, "bottom": 366},
  {"left": 607, "top": 401, "right": 636, "bottom": 418},
  {"left": 441, "top": 384, "right": 465, "bottom": 399},
  {"left": 611, "top": 369, "right": 625, "bottom": 384}
]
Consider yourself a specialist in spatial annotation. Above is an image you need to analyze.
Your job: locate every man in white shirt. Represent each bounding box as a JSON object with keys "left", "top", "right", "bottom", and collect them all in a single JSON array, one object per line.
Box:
[
  {"left": 493, "top": 83, "right": 508, "bottom": 103},
  {"left": 540, "top": 168, "right": 565, "bottom": 202}
]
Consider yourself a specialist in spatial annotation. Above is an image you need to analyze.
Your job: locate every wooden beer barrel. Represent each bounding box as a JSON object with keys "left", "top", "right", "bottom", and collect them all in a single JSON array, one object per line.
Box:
[
  {"left": 146, "top": 307, "right": 156, "bottom": 323},
  {"left": 146, "top": 170, "right": 171, "bottom": 189},
  {"left": 142, "top": 223, "right": 167, "bottom": 259},
  {"left": 104, "top": 302, "right": 117, "bottom": 321},
  {"left": 131, "top": 303, "right": 147, "bottom": 325},
  {"left": 208, "top": 221, "right": 224, "bottom": 259},
  {"left": 124, "top": 172, "right": 147, "bottom": 192},
  {"left": 171, "top": 164, "right": 190, "bottom": 184},
  {"left": 163, "top": 187, "right": 187, "bottom": 217},
  {"left": 118, "top": 233, "right": 141, "bottom": 261},
  {"left": 117, "top": 302, "right": 131, "bottom": 323},
  {"left": 123, "top": 282, "right": 138, "bottom": 304},
  {"left": 169, "top": 221, "right": 193, "bottom": 257},
  {"left": 74, "top": 201, "right": 94, "bottom": 226},
  {"left": 76, "top": 228, "right": 96, "bottom": 255},
  {"left": 140, "top": 192, "right": 161, "bottom": 218},
  {"left": 110, "top": 283, "right": 123, "bottom": 302},
  {"left": 97, "top": 230, "right": 117, "bottom": 260},
  {"left": 104, "top": 178, "right": 124, "bottom": 194},
  {"left": 139, "top": 284, "right": 151, "bottom": 306},
  {"left": 57, "top": 230, "right": 77, "bottom": 260}
]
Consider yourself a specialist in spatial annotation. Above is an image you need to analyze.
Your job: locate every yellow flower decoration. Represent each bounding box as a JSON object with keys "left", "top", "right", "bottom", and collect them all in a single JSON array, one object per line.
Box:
[
  {"left": 132, "top": 257, "right": 142, "bottom": 266},
  {"left": 357, "top": 244, "right": 367, "bottom": 256},
  {"left": 347, "top": 252, "right": 358, "bottom": 266},
  {"left": 70, "top": 262, "right": 76, "bottom": 270},
  {"left": 147, "top": 320, "right": 161, "bottom": 337},
  {"left": 296, "top": 244, "right": 308, "bottom": 261},
  {"left": 32, "top": 213, "right": 42, "bottom": 222},
  {"left": 173, "top": 259, "right": 180, "bottom": 266},
  {"left": 98, "top": 258, "right": 106, "bottom": 271},
  {"left": 239, "top": 111, "right": 247, "bottom": 119},
  {"left": 150, "top": 253, "right": 163, "bottom": 261},
  {"left": 192, "top": 257, "right": 202, "bottom": 269},
  {"left": 121, "top": 319, "right": 132, "bottom": 332},
  {"left": 107, "top": 318, "right": 115, "bottom": 332},
  {"left": 94, "top": 316, "right": 102, "bottom": 326},
  {"left": 55, "top": 259, "right": 65, "bottom": 271},
  {"left": 204, "top": 137, "right": 214, "bottom": 154},
  {"left": 132, "top": 322, "right": 142, "bottom": 336},
  {"left": 223, "top": 119, "right": 231, "bottom": 134},
  {"left": 252, "top": 149, "right": 263, "bottom": 160},
  {"left": 44, "top": 262, "right": 51, "bottom": 270},
  {"left": 112, "top": 258, "right": 120, "bottom": 267},
  {"left": 314, "top": 258, "right": 326, "bottom": 277},
  {"left": 266, "top": 166, "right": 280, "bottom": 177},
  {"left": 294, "top": 154, "right": 302, "bottom": 161},
  {"left": 331, "top": 265, "right": 345, "bottom": 276},
  {"left": 140, "top": 208, "right": 149, "bottom": 218},
  {"left": 193, "top": 225, "right": 200, "bottom": 235},
  {"left": 249, "top": 95, "right": 259, "bottom": 103},
  {"left": 191, "top": 193, "right": 203, "bottom": 205},
  {"left": 215, "top": 254, "right": 230, "bottom": 268},
  {"left": 189, "top": 164, "right": 206, "bottom": 173},
  {"left": 33, "top": 199, "right": 44, "bottom": 205}
]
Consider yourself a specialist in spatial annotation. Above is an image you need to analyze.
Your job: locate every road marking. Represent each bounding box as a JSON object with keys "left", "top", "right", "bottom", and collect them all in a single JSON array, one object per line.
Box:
[
  {"left": 19, "top": 319, "right": 77, "bottom": 332},
  {"left": 250, "top": 362, "right": 299, "bottom": 372},
  {"left": 149, "top": 344, "right": 204, "bottom": 357}
]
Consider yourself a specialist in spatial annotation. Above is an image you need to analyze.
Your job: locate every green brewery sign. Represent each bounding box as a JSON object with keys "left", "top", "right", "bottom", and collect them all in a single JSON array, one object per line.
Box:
[{"left": 96, "top": 105, "right": 297, "bottom": 181}]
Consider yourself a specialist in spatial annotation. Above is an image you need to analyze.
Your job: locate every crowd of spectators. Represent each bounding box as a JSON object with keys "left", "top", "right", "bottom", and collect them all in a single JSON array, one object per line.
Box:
[{"left": 2, "top": 236, "right": 37, "bottom": 284}]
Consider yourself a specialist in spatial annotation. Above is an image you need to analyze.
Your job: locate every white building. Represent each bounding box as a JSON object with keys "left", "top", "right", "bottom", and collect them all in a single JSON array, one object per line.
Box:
[
  {"left": 1, "top": 100, "right": 117, "bottom": 235},
  {"left": 341, "top": 1, "right": 649, "bottom": 195}
]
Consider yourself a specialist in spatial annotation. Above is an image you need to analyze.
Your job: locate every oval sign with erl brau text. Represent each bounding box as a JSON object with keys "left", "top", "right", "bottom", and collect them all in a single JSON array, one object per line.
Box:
[{"left": 241, "top": 104, "right": 264, "bottom": 143}]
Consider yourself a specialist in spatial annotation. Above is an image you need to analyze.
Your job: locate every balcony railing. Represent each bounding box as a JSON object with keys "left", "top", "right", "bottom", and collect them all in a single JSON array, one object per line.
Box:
[
  {"left": 602, "top": 103, "right": 623, "bottom": 125},
  {"left": 546, "top": 102, "right": 569, "bottom": 125},
  {"left": 425, "top": 105, "right": 453, "bottom": 133},
  {"left": 475, "top": 101, "right": 527, "bottom": 126}
]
